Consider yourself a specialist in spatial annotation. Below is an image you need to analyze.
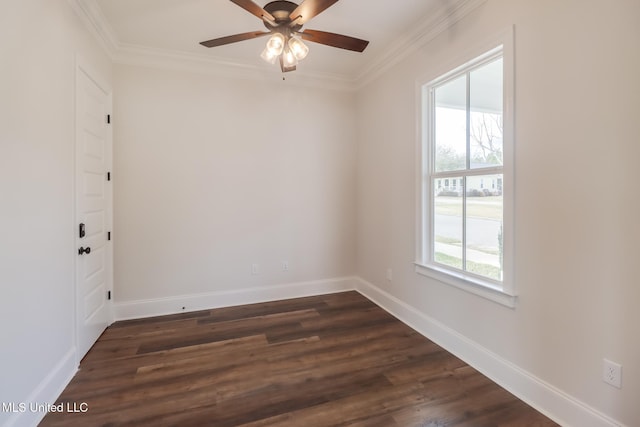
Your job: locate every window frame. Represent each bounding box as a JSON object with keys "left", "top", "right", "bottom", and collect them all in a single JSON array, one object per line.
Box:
[{"left": 415, "top": 27, "right": 516, "bottom": 307}]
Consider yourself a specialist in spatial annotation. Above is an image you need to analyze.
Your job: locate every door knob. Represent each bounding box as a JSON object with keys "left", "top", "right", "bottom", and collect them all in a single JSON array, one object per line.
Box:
[{"left": 78, "top": 246, "right": 91, "bottom": 255}]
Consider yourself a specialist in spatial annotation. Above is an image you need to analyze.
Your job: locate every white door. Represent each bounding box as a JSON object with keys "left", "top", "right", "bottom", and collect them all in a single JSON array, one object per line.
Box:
[{"left": 75, "top": 62, "right": 112, "bottom": 360}]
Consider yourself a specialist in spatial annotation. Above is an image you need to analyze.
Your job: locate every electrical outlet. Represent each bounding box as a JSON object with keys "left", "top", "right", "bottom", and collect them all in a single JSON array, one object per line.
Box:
[
  {"left": 251, "top": 264, "right": 259, "bottom": 275},
  {"left": 282, "top": 261, "right": 289, "bottom": 272},
  {"left": 603, "top": 359, "right": 622, "bottom": 388},
  {"left": 386, "top": 268, "right": 393, "bottom": 281}
]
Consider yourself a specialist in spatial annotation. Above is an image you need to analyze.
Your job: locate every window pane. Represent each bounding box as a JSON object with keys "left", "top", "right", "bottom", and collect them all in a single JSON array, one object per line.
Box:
[
  {"left": 434, "top": 178, "right": 463, "bottom": 269},
  {"left": 434, "top": 75, "right": 467, "bottom": 172},
  {"left": 465, "top": 174, "right": 503, "bottom": 280},
  {"left": 470, "top": 58, "right": 503, "bottom": 168}
]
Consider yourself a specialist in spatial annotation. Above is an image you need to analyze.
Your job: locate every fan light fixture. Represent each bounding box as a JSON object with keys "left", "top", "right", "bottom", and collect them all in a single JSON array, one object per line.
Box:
[
  {"left": 261, "top": 32, "right": 309, "bottom": 69},
  {"left": 199, "top": 0, "right": 370, "bottom": 74},
  {"left": 260, "top": 33, "right": 284, "bottom": 64}
]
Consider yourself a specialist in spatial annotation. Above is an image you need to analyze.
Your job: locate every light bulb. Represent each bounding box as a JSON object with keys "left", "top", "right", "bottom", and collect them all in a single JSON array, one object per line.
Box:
[
  {"left": 288, "top": 36, "right": 309, "bottom": 60},
  {"left": 266, "top": 33, "right": 285, "bottom": 55}
]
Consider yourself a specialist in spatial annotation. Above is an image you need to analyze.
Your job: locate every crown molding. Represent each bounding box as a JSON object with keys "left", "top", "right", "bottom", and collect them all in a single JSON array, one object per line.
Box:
[
  {"left": 68, "top": 0, "right": 487, "bottom": 91},
  {"left": 355, "top": 0, "right": 488, "bottom": 89},
  {"left": 67, "top": 0, "right": 119, "bottom": 58},
  {"left": 114, "top": 43, "right": 357, "bottom": 91}
]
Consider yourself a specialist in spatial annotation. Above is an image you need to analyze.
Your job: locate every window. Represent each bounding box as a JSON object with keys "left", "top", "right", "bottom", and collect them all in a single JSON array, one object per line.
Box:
[{"left": 416, "top": 30, "right": 515, "bottom": 307}]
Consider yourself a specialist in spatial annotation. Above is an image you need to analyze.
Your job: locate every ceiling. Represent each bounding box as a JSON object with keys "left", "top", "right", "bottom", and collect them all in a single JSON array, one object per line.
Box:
[{"left": 81, "top": 0, "right": 479, "bottom": 83}]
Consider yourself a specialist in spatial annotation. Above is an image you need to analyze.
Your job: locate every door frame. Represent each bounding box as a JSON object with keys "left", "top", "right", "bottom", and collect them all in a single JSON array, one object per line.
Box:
[{"left": 74, "top": 54, "right": 113, "bottom": 365}]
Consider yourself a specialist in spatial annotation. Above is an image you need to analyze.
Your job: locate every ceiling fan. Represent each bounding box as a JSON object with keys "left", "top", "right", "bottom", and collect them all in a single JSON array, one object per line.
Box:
[{"left": 200, "top": 0, "right": 370, "bottom": 72}]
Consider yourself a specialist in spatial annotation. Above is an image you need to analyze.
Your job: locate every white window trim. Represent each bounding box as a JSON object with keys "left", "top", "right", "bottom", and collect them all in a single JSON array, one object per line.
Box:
[{"left": 415, "top": 26, "right": 516, "bottom": 308}]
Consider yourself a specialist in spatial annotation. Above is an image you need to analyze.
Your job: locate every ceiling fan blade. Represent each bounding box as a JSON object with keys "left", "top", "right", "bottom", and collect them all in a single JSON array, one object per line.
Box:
[
  {"left": 200, "top": 31, "right": 270, "bottom": 48},
  {"left": 289, "top": 0, "right": 339, "bottom": 25},
  {"left": 230, "top": 0, "right": 275, "bottom": 22},
  {"left": 300, "top": 29, "right": 369, "bottom": 52}
]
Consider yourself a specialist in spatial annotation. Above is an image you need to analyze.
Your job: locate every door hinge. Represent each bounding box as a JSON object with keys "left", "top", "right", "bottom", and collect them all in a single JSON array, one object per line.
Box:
[
  {"left": 107, "top": 114, "right": 111, "bottom": 124},
  {"left": 107, "top": 172, "right": 111, "bottom": 181},
  {"left": 107, "top": 231, "right": 111, "bottom": 241},
  {"left": 107, "top": 290, "right": 112, "bottom": 300}
]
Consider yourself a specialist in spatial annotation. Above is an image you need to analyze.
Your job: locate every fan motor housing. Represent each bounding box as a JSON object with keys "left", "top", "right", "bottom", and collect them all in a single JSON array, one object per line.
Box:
[{"left": 263, "top": 1, "right": 302, "bottom": 31}]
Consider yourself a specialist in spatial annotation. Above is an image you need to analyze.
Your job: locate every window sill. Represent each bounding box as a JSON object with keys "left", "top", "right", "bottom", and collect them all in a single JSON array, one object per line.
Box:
[{"left": 415, "top": 263, "right": 517, "bottom": 308}]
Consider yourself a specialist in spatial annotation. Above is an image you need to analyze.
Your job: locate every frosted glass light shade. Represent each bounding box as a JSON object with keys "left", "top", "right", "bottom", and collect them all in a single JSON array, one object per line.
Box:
[
  {"left": 288, "top": 36, "right": 309, "bottom": 60},
  {"left": 266, "top": 33, "right": 285, "bottom": 55},
  {"left": 260, "top": 47, "right": 278, "bottom": 64},
  {"left": 282, "top": 47, "right": 298, "bottom": 68}
]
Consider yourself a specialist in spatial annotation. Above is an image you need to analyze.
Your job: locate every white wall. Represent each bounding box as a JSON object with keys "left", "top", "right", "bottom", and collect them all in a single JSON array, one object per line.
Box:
[
  {"left": 0, "top": 1, "right": 112, "bottom": 426},
  {"left": 355, "top": 0, "right": 640, "bottom": 425},
  {"left": 112, "top": 64, "right": 357, "bottom": 312}
]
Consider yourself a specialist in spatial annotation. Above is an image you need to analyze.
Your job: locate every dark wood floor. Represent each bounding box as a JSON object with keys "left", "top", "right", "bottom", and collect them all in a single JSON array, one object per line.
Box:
[{"left": 40, "top": 292, "right": 557, "bottom": 426}]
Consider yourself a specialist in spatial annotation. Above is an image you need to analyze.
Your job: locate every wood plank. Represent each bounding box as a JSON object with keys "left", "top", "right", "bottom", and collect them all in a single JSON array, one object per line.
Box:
[{"left": 40, "top": 292, "right": 557, "bottom": 427}]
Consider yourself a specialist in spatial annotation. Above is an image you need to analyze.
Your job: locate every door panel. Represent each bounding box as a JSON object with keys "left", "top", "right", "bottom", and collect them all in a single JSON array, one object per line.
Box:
[{"left": 76, "top": 65, "right": 111, "bottom": 360}]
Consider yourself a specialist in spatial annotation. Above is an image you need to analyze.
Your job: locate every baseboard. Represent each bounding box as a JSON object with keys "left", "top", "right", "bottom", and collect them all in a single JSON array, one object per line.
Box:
[
  {"left": 114, "top": 276, "right": 357, "bottom": 321},
  {"left": 354, "top": 277, "right": 623, "bottom": 427},
  {"left": 4, "top": 348, "right": 78, "bottom": 427}
]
